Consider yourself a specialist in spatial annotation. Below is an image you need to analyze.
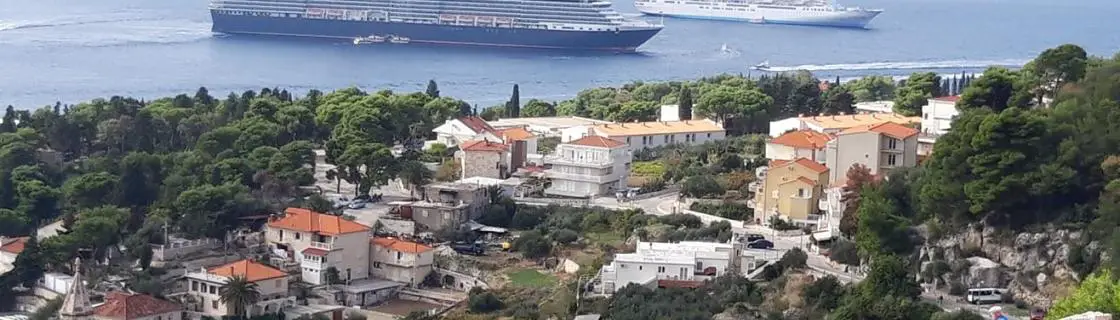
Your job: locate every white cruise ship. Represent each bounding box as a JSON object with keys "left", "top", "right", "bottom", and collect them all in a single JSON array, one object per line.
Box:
[{"left": 634, "top": 0, "right": 883, "bottom": 28}]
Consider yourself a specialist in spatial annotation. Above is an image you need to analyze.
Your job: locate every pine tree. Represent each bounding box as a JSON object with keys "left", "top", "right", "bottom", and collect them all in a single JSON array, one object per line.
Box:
[
  {"left": 0, "top": 106, "right": 16, "bottom": 133},
  {"left": 678, "top": 86, "right": 693, "bottom": 120},
  {"left": 506, "top": 84, "right": 521, "bottom": 118},
  {"left": 426, "top": 80, "right": 440, "bottom": 98}
]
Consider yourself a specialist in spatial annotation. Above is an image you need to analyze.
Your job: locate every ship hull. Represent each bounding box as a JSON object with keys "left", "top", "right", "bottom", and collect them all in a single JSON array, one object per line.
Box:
[
  {"left": 635, "top": 2, "right": 880, "bottom": 28},
  {"left": 210, "top": 11, "right": 662, "bottom": 52}
]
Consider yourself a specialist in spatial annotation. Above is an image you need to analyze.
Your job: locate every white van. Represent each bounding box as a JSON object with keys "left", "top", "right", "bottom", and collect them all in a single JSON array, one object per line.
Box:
[{"left": 966, "top": 288, "right": 1005, "bottom": 304}]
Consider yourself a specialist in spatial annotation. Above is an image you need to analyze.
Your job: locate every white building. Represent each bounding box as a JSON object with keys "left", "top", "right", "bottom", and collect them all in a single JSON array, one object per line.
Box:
[
  {"left": 431, "top": 116, "right": 500, "bottom": 147},
  {"left": 544, "top": 136, "right": 631, "bottom": 198},
  {"left": 561, "top": 119, "right": 726, "bottom": 152},
  {"left": 595, "top": 241, "right": 757, "bottom": 293},
  {"left": 265, "top": 207, "right": 372, "bottom": 285},
  {"left": 853, "top": 101, "right": 895, "bottom": 114},
  {"left": 183, "top": 259, "right": 295, "bottom": 318},
  {"left": 369, "top": 237, "right": 434, "bottom": 287},
  {"left": 487, "top": 116, "right": 611, "bottom": 138},
  {"left": 921, "top": 96, "right": 960, "bottom": 137}
]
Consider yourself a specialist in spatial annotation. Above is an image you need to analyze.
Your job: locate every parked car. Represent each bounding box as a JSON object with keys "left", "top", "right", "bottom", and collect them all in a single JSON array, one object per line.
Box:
[
  {"left": 747, "top": 239, "right": 774, "bottom": 249},
  {"left": 745, "top": 234, "right": 765, "bottom": 243},
  {"left": 451, "top": 242, "right": 486, "bottom": 256},
  {"left": 347, "top": 202, "right": 366, "bottom": 209}
]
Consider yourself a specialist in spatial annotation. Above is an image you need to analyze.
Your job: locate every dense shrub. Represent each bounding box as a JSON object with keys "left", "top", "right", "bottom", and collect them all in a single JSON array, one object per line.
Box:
[{"left": 689, "top": 201, "right": 751, "bottom": 220}]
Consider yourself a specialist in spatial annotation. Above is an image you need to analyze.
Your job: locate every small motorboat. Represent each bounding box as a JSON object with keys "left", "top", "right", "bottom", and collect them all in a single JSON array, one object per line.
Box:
[
  {"left": 352, "top": 35, "right": 385, "bottom": 45},
  {"left": 720, "top": 43, "right": 731, "bottom": 53},
  {"left": 751, "top": 60, "right": 771, "bottom": 71},
  {"left": 388, "top": 35, "right": 411, "bottom": 44}
]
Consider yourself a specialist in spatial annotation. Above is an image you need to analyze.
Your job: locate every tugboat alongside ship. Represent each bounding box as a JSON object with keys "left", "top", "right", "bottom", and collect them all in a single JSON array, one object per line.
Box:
[{"left": 352, "top": 34, "right": 410, "bottom": 45}]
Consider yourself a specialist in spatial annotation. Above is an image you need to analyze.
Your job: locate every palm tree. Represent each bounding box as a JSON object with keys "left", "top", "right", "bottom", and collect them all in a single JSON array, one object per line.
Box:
[{"left": 219, "top": 274, "right": 261, "bottom": 320}]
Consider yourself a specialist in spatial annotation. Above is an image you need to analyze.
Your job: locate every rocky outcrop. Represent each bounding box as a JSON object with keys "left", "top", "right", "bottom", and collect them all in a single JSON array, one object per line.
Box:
[{"left": 920, "top": 225, "right": 1091, "bottom": 309}]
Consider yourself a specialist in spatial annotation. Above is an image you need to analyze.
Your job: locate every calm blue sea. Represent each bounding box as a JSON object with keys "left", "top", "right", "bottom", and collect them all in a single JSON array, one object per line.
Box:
[{"left": 0, "top": 0, "right": 1117, "bottom": 108}]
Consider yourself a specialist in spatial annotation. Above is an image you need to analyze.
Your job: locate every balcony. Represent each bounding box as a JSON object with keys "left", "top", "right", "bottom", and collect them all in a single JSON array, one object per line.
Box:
[
  {"left": 819, "top": 198, "right": 829, "bottom": 211},
  {"left": 301, "top": 258, "right": 324, "bottom": 269},
  {"left": 748, "top": 181, "right": 762, "bottom": 193},
  {"left": 545, "top": 170, "right": 613, "bottom": 184},
  {"left": 542, "top": 155, "right": 614, "bottom": 168},
  {"left": 309, "top": 241, "right": 334, "bottom": 251}
]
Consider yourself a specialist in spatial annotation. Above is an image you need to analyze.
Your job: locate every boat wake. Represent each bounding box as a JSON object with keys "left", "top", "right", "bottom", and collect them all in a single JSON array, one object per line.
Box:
[
  {"left": 0, "top": 18, "right": 213, "bottom": 47},
  {"left": 765, "top": 58, "right": 1030, "bottom": 72},
  {"left": 0, "top": 14, "right": 151, "bottom": 32}
]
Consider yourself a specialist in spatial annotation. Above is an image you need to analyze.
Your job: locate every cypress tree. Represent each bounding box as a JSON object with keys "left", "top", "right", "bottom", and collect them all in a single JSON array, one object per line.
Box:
[
  {"left": 0, "top": 106, "right": 16, "bottom": 133},
  {"left": 678, "top": 86, "right": 693, "bottom": 120},
  {"left": 506, "top": 84, "right": 520, "bottom": 118},
  {"left": 426, "top": 79, "right": 440, "bottom": 98}
]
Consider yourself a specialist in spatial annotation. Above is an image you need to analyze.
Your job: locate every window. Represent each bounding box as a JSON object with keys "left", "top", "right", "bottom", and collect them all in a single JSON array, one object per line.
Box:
[
  {"left": 663, "top": 135, "right": 668, "bottom": 143},
  {"left": 887, "top": 154, "right": 898, "bottom": 166},
  {"left": 278, "top": 230, "right": 283, "bottom": 240},
  {"left": 657, "top": 266, "right": 666, "bottom": 273},
  {"left": 798, "top": 188, "right": 808, "bottom": 198},
  {"left": 212, "top": 301, "right": 219, "bottom": 309},
  {"left": 209, "top": 286, "right": 217, "bottom": 294},
  {"left": 923, "top": 112, "right": 928, "bottom": 119},
  {"left": 620, "top": 264, "right": 627, "bottom": 268},
  {"left": 887, "top": 138, "right": 898, "bottom": 150},
  {"left": 374, "top": 262, "right": 382, "bottom": 268},
  {"left": 695, "top": 261, "right": 703, "bottom": 270},
  {"left": 397, "top": 252, "right": 402, "bottom": 260},
  {"left": 200, "top": 283, "right": 207, "bottom": 292},
  {"left": 707, "top": 133, "right": 711, "bottom": 138},
  {"left": 192, "top": 281, "right": 198, "bottom": 291},
  {"left": 771, "top": 190, "right": 778, "bottom": 199},
  {"left": 638, "top": 265, "right": 643, "bottom": 270},
  {"left": 295, "top": 232, "right": 301, "bottom": 240},
  {"left": 626, "top": 137, "right": 631, "bottom": 144}
]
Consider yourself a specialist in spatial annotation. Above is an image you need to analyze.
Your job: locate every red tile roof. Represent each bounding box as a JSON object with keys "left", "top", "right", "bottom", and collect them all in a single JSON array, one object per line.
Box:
[
  {"left": 773, "top": 158, "right": 829, "bottom": 174},
  {"left": 268, "top": 208, "right": 371, "bottom": 236},
  {"left": 770, "top": 130, "right": 832, "bottom": 149},
  {"left": 460, "top": 139, "right": 509, "bottom": 152},
  {"left": 93, "top": 292, "right": 182, "bottom": 320},
  {"left": 458, "top": 116, "right": 496, "bottom": 134},
  {"left": 496, "top": 127, "right": 535, "bottom": 141},
  {"left": 302, "top": 248, "right": 329, "bottom": 256},
  {"left": 0, "top": 237, "right": 29, "bottom": 254},
  {"left": 207, "top": 259, "right": 288, "bottom": 283},
  {"left": 371, "top": 237, "right": 433, "bottom": 254},
  {"left": 932, "top": 95, "right": 960, "bottom": 103},
  {"left": 840, "top": 122, "right": 919, "bottom": 139},
  {"left": 567, "top": 136, "right": 627, "bottom": 148}
]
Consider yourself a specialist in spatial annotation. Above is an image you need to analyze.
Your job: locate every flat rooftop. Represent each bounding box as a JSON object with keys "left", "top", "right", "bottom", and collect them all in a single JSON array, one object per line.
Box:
[
  {"left": 613, "top": 252, "right": 697, "bottom": 265},
  {"left": 488, "top": 116, "right": 610, "bottom": 130}
]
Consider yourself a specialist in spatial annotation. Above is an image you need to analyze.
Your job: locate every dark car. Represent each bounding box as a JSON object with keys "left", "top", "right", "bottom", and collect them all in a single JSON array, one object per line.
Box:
[
  {"left": 747, "top": 239, "right": 774, "bottom": 249},
  {"left": 745, "top": 234, "right": 766, "bottom": 243}
]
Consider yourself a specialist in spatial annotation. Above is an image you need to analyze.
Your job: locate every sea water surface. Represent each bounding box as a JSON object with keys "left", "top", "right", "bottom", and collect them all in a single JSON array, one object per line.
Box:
[{"left": 0, "top": 0, "right": 1117, "bottom": 108}]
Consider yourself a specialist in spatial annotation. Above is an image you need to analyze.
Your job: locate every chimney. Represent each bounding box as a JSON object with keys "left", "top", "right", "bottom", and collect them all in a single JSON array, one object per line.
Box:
[
  {"left": 798, "top": 113, "right": 805, "bottom": 117},
  {"left": 839, "top": 112, "right": 845, "bottom": 115}
]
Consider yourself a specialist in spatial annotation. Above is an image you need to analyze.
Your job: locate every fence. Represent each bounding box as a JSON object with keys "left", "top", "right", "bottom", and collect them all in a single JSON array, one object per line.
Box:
[
  {"left": 512, "top": 197, "right": 591, "bottom": 207},
  {"left": 152, "top": 238, "right": 221, "bottom": 262}
]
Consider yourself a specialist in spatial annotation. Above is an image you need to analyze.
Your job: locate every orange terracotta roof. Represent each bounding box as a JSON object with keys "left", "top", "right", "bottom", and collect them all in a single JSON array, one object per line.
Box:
[
  {"left": 0, "top": 237, "right": 29, "bottom": 254},
  {"left": 769, "top": 159, "right": 790, "bottom": 167},
  {"left": 302, "top": 248, "right": 329, "bottom": 256},
  {"left": 371, "top": 237, "right": 433, "bottom": 254},
  {"left": 460, "top": 139, "right": 509, "bottom": 152},
  {"left": 840, "top": 122, "right": 919, "bottom": 139},
  {"left": 496, "top": 127, "right": 535, "bottom": 141},
  {"left": 93, "top": 292, "right": 182, "bottom": 320},
  {"left": 592, "top": 120, "right": 724, "bottom": 136},
  {"left": 567, "top": 135, "right": 627, "bottom": 148},
  {"left": 268, "top": 207, "right": 371, "bottom": 236},
  {"left": 781, "top": 176, "right": 818, "bottom": 185},
  {"left": 458, "top": 116, "right": 496, "bottom": 134},
  {"left": 207, "top": 259, "right": 287, "bottom": 282},
  {"left": 773, "top": 157, "right": 829, "bottom": 174},
  {"left": 770, "top": 130, "right": 832, "bottom": 149}
]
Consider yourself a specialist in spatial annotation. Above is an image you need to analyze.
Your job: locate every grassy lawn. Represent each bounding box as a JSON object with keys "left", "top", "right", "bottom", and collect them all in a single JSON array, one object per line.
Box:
[
  {"left": 506, "top": 268, "right": 557, "bottom": 288},
  {"left": 585, "top": 231, "right": 624, "bottom": 247}
]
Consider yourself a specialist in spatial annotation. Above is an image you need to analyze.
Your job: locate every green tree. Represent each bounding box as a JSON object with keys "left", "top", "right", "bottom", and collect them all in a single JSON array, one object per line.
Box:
[
  {"left": 854, "top": 186, "right": 912, "bottom": 258},
  {"left": 893, "top": 72, "right": 941, "bottom": 116},
  {"left": 506, "top": 84, "right": 521, "bottom": 118},
  {"left": 958, "top": 67, "right": 1031, "bottom": 112},
  {"left": 822, "top": 87, "right": 856, "bottom": 115},
  {"left": 1026, "top": 44, "right": 1088, "bottom": 104},
  {"left": 839, "top": 164, "right": 875, "bottom": 238},
  {"left": 678, "top": 85, "right": 693, "bottom": 120},
  {"left": 1047, "top": 270, "right": 1119, "bottom": 319},
  {"left": 425, "top": 80, "right": 440, "bottom": 98},
  {"left": 521, "top": 99, "right": 557, "bottom": 117},
  {"left": 513, "top": 230, "right": 552, "bottom": 260},
  {"left": 398, "top": 160, "right": 433, "bottom": 198},
  {"left": 62, "top": 172, "right": 120, "bottom": 209},
  {"left": 842, "top": 75, "right": 896, "bottom": 102},
  {"left": 219, "top": 274, "right": 262, "bottom": 319},
  {"left": 696, "top": 86, "right": 772, "bottom": 128}
]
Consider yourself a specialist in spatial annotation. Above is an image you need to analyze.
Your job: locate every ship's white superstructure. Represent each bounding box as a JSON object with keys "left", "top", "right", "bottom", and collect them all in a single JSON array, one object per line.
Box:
[{"left": 634, "top": 0, "right": 882, "bottom": 28}]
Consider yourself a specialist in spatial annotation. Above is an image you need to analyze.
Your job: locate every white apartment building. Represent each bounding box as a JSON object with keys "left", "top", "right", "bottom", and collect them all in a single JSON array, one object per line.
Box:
[
  {"left": 369, "top": 237, "right": 435, "bottom": 287},
  {"left": 824, "top": 122, "right": 919, "bottom": 186},
  {"left": 544, "top": 136, "right": 631, "bottom": 197},
  {"left": 265, "top": 207, "right": 372, "bottom": 285},
  {"left": 184, "top": 259, "right": 294, "bottom": 318},
  {"left": 596, "top": 241, "right": 756, "bottom": 293},
  {"left": 560, "top": 119, "right": 726, "bottom": 152},
  {"left": 854, "top": 101, "right": 895, "bottom": 114},
  {"left": 921, "top": 96, "right": 960, "bottom": 137}
]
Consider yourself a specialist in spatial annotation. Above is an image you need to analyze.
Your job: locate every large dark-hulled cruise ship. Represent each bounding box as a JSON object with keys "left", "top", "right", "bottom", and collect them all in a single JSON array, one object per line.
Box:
[{"left": 209, "top": 0, "right": 665, "bottom": 52}]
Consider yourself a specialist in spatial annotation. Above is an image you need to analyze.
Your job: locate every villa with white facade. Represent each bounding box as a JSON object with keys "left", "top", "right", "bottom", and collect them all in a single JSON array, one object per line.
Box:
[
  {"left": 265, "top": 207, "right": 372, "bottom": 285},
  {"left": 595, "top": 241, "right": 759, "bottom": 294},
  {"left": 544, "top": 136, "right": 631, "bottom": 198},
  {"left": 183, "top": 259, "right": 294, "bottom": 318}
]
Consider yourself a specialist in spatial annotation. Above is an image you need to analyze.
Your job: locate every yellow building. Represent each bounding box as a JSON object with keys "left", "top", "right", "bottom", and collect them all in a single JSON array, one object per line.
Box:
[{"left": 750, "top": 158, "right": 830, "bottom": 226}]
